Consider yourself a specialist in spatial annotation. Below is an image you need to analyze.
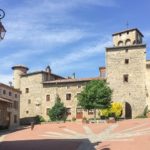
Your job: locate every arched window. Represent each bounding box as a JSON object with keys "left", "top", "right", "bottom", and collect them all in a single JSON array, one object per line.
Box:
[
  {"left": 125, "top": 39, "right": 131, "bottom": 46},
  {"left": 118, "top": 41, "right": 123, "bottom": 46},
  {"left": 133, "top": 40, "right": 136, "bottom": 45}
]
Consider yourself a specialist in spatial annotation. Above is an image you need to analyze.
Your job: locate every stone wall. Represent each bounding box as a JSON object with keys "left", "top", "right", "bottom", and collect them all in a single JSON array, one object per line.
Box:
[
  {"left": 19, "top": 73, "right": 96, "bottom": 122},
  {"left": 0, "top": 84, "right": 20, "bottom": 128},
  {"left": 106, "top": 45, "right": 147, "bottom": 118}
]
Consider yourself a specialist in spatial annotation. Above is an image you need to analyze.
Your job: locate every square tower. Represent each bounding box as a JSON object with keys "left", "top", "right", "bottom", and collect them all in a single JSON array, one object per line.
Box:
[
  {"left": 106, "top": 28, "right": 146, "bottom": 118},
  {"left": 112, "top": 28, "right": 143, "bottom": 47}
]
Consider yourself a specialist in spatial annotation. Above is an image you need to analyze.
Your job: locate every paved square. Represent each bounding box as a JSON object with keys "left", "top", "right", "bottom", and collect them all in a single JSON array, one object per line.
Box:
[{"left": 1, "top": 119, "right": 150, "bottom": 150}]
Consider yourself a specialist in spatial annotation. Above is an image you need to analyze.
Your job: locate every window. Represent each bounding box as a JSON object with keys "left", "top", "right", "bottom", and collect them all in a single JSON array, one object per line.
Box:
[
  {"left": 123, "top": 74, "right": 128, "bottom": 82},
  {"left": 133, "top": 40, "right": 136, "bottom": 45},
  {"left": 46, "top": 108, "right": 50, "bottom": 115},
  {"left": 66, "top": 108, "right": 71, "bottom": 115},
  {"left": 76, "top": 93, "right": 80, "bottom": 98},
  {"left": 77, "top": 85, "right": 81, "bottom": 88},
  {"left": 46, "top": 95, "right": 50, "bottom": 101},
  {"left": 125, "top": 59, "right": 129, "bottom": 64},
  {"left": 28, "top": 99, "right": 31, "bottom": 104},
  {"left": 9, "top": 103, "right": 13, "bottom": 108},
  {"left": 125, "top": 39, "right": 131, "bottom": 46},
  {"left": 88, "top": 110, "right": 94, "bottom": 115},
  {"left": 3, "top": 90, "right": 6, "bottom": 95},
  {"left": 14, "top": 101, "right": 18, "bottom": 109},
  {"left": 9, "top": 91, "right": 12, "bottom": 96},
  {"left": 25, "top": 88, "right": 29, "bottom": 93},
  {"left": 118, "top": 41, "right": 123, "bottom": 46},
  {"left": 125, "top": 49, "right": 128, "bottom": 53},
  {"left": 14, "top": 115, "right": 17, "bottom": 123},
  {"left": 15, "top": 94, "right": 17, "bottom": 98},
  {"left": 26, "top": 110, "right": 29, "bottom": 114},
  {"left": 66, "top": 93, "right": 71, "bottom": 100},
  {"left": 67, "top": 85, "right": 70, "bottom": 89}
]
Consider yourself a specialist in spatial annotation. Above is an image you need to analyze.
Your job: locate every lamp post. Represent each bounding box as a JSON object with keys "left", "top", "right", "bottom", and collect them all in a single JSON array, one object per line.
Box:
[{"left": 0, "top": 9, "right": 6, "bottom": 40}]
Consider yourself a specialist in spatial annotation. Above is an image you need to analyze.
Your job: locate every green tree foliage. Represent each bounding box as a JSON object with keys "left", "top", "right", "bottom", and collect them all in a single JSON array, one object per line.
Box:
[
  {"left": 35, "top": 115, "right": 45, "bottom": 123},
  {"left": 77, "top": 80, "right": 112, "bottom": 119},
  {"left": 48, "top": 95, "right": 67, "bottom": 121}
]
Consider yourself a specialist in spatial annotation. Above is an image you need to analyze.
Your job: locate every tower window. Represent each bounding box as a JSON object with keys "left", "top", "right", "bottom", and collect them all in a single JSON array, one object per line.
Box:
[
  {"left": 125, "top": 39, "right": 131, "bottom": 46},
  {"left": 118, "top": 41, "right": 123, "bottom": 46},
  {"left": 25, "top": 88, "right": 29, "bottom": 93},
  {"left": 125, "top": 59, "right": 129, "bottom": 64},
  {"left": 26, "top": 110, "right": 29, "bottom": 114},
  {"left": 28, "top": 99, "right": 31, "bottom": 104},
  {"left": 46, "top": 95, "right": 50, "bottom": 101},
  {"left": 123, "top": 74, "right": 129, "bottom": 82}
]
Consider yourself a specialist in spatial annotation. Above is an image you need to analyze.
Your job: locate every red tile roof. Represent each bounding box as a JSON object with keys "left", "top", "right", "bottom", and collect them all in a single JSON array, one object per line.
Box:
[{"left": 43, "top": 77, "right": 105, "bottom": 84}]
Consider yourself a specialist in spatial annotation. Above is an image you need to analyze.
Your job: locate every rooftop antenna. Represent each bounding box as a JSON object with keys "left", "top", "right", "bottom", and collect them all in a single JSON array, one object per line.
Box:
[
  {"left": 126, "top": 21, "right": 129, "bottom": 29},
  {"left": 9, "top": 81, "right": 12, "bottom": 87}
]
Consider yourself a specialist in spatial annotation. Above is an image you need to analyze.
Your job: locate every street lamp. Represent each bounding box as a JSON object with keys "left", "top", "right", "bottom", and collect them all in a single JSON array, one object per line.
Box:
[{"left": 0, "top": 9, "right": 6, "bottom": 40}]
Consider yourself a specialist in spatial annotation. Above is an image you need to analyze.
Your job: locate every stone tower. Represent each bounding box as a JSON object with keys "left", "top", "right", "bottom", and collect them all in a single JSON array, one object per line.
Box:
[
  {"left": 106, "top": 28, "right": 147, "bottom": 118},
  {"left": 12, "top": 65, "right": 29, "bottom": 89}
]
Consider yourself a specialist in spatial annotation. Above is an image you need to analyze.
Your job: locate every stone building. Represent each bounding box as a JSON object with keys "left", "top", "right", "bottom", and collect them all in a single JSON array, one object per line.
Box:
[
  {"left": 0, "top": 83, "right": 20, "bottom": 129},
  {"left": 12, "top": 65, "right": 103, "bottom": 124},
  {"left": 106, "top": 28, "right": 149, "bottom": 118},
  {"left": 11, "top": 28, "right": 150, "bottom": 122}
]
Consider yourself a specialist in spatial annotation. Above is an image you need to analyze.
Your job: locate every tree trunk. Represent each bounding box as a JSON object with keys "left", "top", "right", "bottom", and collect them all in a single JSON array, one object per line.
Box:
[{"left": 94, "top": 109, "right": 96, "bottom": 122}]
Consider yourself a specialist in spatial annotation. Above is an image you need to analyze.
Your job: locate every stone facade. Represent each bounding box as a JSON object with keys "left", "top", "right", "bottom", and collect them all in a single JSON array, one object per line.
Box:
[
  {"left": 0, "top": 83, "right": 20, "bottom": 129},
  {"left": 12, "top": 65, "right": 102, "bottom": 124},
  {"left": 106, "top": 28, "right": 149, "bottom": 118}
]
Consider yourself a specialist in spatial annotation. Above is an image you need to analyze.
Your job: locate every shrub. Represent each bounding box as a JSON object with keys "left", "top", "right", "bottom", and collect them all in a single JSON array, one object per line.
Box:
[
  {"left": 135, "top": 105, "right": 149, "bottom": 119},
  {"left": 143, "top": 105, "right": 148, "bottom": 116},
  {"left": 48, "top": 95, "right": 67, "bottom": 122},
  {"left": 35, "top": 115, "right": 45, "bottom": 124},
  {"left": 135, "top": 115, "right": 147, "bottom": 119},
  {"left": 100, "top": 102, "right": 123, "bottom": 119},
  {"left": 82, "top": 117, "right": 89, "bottom": 123},
  {"left": 72, "top": 117, "right": 76, "bottom": 122}
]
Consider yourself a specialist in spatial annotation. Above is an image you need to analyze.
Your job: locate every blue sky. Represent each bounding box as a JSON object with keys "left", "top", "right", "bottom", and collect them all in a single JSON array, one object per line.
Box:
[{"left": 0, "top": 0, "right": 150, "bottom": 84}]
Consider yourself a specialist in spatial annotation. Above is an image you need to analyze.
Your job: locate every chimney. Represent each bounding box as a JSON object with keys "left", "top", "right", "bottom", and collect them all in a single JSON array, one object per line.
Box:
[
  {"left": 45, "top": 65, "right": 51, "bottom": 74},
  {"left": 99, "top": 67, "right": 106, "bottom": 78}
]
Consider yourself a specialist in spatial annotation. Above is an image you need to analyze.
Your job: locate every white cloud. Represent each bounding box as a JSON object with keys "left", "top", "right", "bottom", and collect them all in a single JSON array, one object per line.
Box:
[
  {"left": 51, "top": 37, "right": 111, "bottom": 73},
  {"left": 0, "top": 0, "right": 116, "bottom": 84},
  {"left": 0, "top": 74, "right": 12, "bottom": 85}
]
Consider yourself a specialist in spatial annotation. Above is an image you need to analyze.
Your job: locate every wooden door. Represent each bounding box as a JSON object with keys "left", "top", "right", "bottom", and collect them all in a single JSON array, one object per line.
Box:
[{"left": 76, "top": 108, "right": 83, "bottom": 119}]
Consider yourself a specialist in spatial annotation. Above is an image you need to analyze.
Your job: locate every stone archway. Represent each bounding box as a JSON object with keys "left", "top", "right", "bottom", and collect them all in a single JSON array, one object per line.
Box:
[{"left": 125, "top": 102, "right": 132, "bottom": 119}]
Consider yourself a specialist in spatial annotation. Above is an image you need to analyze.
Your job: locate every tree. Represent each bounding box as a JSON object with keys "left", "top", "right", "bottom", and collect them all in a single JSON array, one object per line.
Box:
[
  {"left": 48, "top": 95, "right": 67, "bottom": 121},
  {"left": 77, "top": 80, "right": 112, "bottom": 120}
]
